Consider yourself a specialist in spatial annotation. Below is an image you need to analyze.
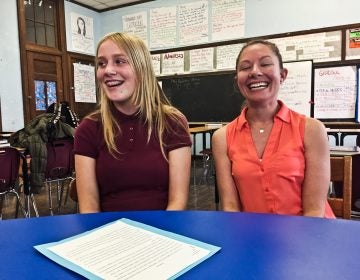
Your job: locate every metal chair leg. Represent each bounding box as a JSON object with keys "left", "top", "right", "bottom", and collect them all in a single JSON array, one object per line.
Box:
[
  {"left": 31, "top": 194, "right": 39, "bottom": 217},
  {"left": 13, "top": 191, "right": 27, "bottom": 218},
  {"left": 47, "top": 183, "right": 54, "bottom": 216}
]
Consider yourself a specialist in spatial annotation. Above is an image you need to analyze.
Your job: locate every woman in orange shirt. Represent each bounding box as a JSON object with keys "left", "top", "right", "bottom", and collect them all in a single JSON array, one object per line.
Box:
[{"left": 212, "top": 40, "right": 335, "bottom": 218}]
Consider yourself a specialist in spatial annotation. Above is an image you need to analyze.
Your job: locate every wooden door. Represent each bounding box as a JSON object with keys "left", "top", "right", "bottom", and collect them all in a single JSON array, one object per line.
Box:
[{"left": 25, "top": 51, "right": 64, "bottom": 120}]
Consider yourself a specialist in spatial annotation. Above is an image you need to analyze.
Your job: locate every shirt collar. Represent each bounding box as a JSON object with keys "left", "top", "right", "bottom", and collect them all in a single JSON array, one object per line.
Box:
[{"left": 237, "top": 100, "right": 291, "bottom": 130}]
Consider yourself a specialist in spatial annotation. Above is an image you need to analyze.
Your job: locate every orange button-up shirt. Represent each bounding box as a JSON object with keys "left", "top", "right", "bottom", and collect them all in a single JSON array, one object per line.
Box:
[{"left": 227, "top": 101, "right": 335, "bottom": 218}]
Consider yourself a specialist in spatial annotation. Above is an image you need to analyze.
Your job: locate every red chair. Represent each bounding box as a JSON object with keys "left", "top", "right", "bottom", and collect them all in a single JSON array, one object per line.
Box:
[
  {"left": 0, "top": 147, "right": 26, "bottom": 219},
  {"left": 44, "top": 139, "right": 75, "bottom": 215}
]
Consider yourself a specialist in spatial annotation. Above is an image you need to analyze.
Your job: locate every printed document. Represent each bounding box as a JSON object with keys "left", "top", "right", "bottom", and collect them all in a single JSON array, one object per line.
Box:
[{"left": 35, "top": 218, "right": 220, "bottom": 279}]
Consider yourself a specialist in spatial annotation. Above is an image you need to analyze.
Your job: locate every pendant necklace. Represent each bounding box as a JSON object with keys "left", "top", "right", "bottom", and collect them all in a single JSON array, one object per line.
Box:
[{"left": 259, "top": 129, "right": 265, "bottom": 134}]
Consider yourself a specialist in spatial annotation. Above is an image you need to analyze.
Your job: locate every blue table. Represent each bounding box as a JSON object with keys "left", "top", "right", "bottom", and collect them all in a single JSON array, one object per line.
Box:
[{"left": 2, "top": 211, "right": 360, "bottom": 279}]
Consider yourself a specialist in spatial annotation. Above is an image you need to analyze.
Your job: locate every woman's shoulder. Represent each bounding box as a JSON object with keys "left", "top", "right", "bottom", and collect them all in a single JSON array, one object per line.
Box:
[
  {"left": 305, "top": 117, "right": 326, "bottom": 132},
  {"left": 304, "top": 117, "right": 328, "bottom": 147}
]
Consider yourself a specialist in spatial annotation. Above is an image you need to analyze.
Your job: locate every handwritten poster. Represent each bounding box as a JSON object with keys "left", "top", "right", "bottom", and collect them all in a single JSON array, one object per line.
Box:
[
  {"left": 122, "top": 12, "right": 148, "bottom": 46},
  {"left": 178, "top": 1, "right": 209, "bottom": 46},
  {"left": 279, "top": 61, "right": 312, "bottom": 116},
  {"left": 70, "top": 12, "right": 94, "bottom": 55},
  {"left": 216, "top": 43, "right": 244, "bottom": 70},
  {"left": 161, "top": 51, "right": 184, "bottom": 75},
  {"left": 190, "top": 48, "right": 214, "bottom": 72},
  {"left": 314, "top": 66, "right": 357, "bottom": 119},
  {"left": 212, "top": 0, "right": 245, "bottom": 41},
  {"left": 151, "top": 54, "right": 161, "bottom": 76},
  {"left": 73, "top": 63, "right": 96, "bottom": 103},
  {"left": 150, "top": 6, "right": 177, "bottom": 49}
]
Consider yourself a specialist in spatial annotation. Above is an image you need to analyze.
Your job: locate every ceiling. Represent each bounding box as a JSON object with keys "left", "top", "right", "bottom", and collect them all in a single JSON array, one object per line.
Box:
[{"left": 68, "top": 0, "right": 154, "bottom": 12}]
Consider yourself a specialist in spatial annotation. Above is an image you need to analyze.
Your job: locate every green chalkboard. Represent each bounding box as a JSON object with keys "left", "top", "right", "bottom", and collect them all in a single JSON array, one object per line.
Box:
[{"left": 161, "top": 73, "right": 244, "bottom": 122}]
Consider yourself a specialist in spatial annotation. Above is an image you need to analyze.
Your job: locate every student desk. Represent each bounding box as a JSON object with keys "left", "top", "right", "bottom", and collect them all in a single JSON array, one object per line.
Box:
[
  {"left": 1, "top": 211, "right": 360, "bottom": 279},
  {"left": 189, "top": 126, "right": 220, "bottom": 155}
]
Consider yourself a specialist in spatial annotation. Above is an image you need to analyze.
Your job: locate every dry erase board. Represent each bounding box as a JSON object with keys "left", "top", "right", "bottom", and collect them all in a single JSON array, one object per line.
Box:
[
  {"left": 162, "top": 73, "right": 244, "bottom": 122},
  {"left": 279, "top": 60, "right": 313, "bottom": 117}
]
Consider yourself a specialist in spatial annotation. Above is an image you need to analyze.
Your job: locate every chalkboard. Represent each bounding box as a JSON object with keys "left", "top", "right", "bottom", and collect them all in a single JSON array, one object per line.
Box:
[{"left": 161, "top": 73, "right": 244, "bottom": 122}]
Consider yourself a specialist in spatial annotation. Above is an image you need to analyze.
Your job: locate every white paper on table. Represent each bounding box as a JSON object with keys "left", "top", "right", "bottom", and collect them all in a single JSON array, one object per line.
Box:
[{"left": 34, "top": 218, "right": 221, "bottom": 280}]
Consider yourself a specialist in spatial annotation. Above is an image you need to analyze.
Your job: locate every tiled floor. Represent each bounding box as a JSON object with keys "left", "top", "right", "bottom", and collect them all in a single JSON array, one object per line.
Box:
[{"left": 1, "top": 158, "right": 218, "bottom": 219}]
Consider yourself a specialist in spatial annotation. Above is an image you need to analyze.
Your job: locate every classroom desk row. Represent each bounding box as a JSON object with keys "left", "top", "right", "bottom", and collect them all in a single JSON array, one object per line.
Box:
[{"left": 1, "top": 210, "right": 359, "bottom": 279}]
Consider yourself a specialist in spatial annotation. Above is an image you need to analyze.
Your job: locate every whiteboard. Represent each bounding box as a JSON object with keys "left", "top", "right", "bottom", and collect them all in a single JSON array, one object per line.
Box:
[
  {"left": 314, "top": 66, "right": 357, "bottom": 119},
  {"left": 279, "top": 60, "right": 313, "bottom": 116}
]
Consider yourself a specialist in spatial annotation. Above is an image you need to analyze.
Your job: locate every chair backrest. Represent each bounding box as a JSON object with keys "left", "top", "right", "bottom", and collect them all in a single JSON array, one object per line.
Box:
[
  {"left": 328, "top": 156, "right": 352, "bottom": 219},
  {"left": 0, "top": 147, "right": 21, "bottom": 193},
  {"left": 45, "top": 139, "right": 74, "bottom": 180}
]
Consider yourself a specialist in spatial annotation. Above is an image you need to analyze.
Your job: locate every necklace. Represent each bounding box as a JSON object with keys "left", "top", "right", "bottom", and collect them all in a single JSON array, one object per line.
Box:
[{"left": 259, "top": 129, "right": 265, "bottom": 133}]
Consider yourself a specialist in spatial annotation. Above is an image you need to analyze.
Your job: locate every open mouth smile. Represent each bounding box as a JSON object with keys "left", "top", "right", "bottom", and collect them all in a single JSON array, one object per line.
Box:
[{"left": 248, "top": 81, "right": 269, "bottom": 90}]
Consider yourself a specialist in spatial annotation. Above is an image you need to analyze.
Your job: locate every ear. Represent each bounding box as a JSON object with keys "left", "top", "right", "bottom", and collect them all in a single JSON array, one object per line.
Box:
[{"left": 280, "top": 68, "right": 288, "bottom": 84}]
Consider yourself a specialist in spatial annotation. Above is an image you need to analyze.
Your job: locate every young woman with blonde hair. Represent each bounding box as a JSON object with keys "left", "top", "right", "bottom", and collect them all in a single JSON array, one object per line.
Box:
[{"left": 74, "top": 32, "right": 192, "bottom": 213}]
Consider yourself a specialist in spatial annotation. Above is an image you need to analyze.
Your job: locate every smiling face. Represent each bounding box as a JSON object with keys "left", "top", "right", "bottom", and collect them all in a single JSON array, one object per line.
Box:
[
  {"left": 236, "top": 43, "right": 287, "bottom": 105},
  {"left": 96, "top": 39, "right": 137, "bottom": 113}
]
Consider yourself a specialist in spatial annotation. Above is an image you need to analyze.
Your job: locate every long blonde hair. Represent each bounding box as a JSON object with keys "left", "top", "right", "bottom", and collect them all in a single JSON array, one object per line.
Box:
[{"left": 89, "top": 32, "right": 188, "bottom": 159}]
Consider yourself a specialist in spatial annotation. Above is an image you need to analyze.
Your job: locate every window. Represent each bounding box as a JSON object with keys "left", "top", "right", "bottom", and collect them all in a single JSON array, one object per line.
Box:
[{"left": 24, "top": 0, "right": 57, "bottom": 47}]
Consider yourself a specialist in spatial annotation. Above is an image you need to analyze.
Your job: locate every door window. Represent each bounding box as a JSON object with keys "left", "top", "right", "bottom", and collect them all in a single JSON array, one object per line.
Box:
[{"left": 34, "top": 80, "right": 57, "bottom": 110}]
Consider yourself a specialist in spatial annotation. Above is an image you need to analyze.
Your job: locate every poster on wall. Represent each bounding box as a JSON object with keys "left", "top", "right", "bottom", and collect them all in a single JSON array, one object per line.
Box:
[
  {"left": 151, "top": 54, "right": 161, "bottom": 76},
  {"left": 122, "top": 11, "right": 148, "bottom": 46},
  {"left": 71, "top": 12, "right": 95, "bottom": 55},
  {"left": 345, "top": 28, "right": 360, "bottom": 60},
  {"left": 189, "top": 48, "right": 214, "bottom": 72},
  {"left": 150, "top": 6, "right": 177, "bottom": 49},
  {"left": 161, "top": 51, "right": 185, "bottom": 75},
  {"left": 314, "top": 66, "right": 357, "bottom": 119},
  {"left": 211, "top": 0, "right": 245, "bottom": 41},
  {"left": 178, "top": 1, "right": 209, "bottom": 46},
  {"left": 216, "top": 43, "right": 243, "bottom": 70},
  {"left": 73, "top": 63, "right": 96, "bottom": 103}
]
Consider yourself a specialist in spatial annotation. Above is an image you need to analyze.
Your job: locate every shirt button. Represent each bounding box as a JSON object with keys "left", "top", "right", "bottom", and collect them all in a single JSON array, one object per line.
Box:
[{"left": 129, "top": 138, "right": 134, "bottom": 142}]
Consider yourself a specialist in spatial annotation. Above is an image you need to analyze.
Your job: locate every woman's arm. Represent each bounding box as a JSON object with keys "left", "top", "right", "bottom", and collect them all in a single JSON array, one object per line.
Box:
[
  {"left": 75, "top": 154, "right": 101, "bottom": 213},
  {"left": 166, "top": 146, "right": 192, "bottom": 210},
  {"left": 302, "top": 118, "right": 330, "bottom": 217},
  {"left": 212, "top": 126, "right": 242, "bottom": 211}
]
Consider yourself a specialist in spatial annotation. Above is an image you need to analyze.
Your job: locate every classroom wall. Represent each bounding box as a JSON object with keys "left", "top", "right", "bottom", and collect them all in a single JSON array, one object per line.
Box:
[
  {"left": 2, "top": 0, "right": 360, "bottom": 131},
  {"left": 0, "top": 0, "right": 24, "bottom": 131},
  {"left": 99, "top": 0, "right": 360, "bottom": 51}
]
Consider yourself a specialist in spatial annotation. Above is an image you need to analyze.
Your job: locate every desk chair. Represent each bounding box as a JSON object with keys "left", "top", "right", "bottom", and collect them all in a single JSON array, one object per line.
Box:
[
  {"left": 328, "top": 156, "right": 352, "bottom": 219},
  {"left": 44, "top": 139, "right": 75, "bottom": 215},
  {"left": 0, "top": 147, "right": 27, "bottom": 219}
]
